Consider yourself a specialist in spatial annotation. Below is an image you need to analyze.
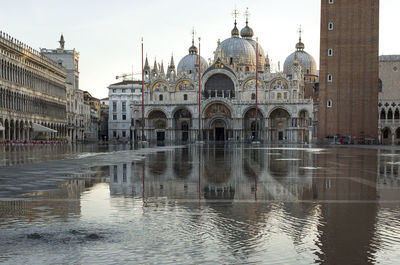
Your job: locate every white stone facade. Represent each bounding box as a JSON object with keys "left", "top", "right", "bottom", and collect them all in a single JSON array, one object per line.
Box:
[
  {"left": 0, "top": 31, "right": 68, "bottom": 140},
  {"left": 108, "top": 80, "right": 142, "bottom": 141},
  {"left": 41, "top": 35, "right": 89, "bottom": 142},
  {"left": 379, "top": 55, "right": 400, "bottom": 144}
]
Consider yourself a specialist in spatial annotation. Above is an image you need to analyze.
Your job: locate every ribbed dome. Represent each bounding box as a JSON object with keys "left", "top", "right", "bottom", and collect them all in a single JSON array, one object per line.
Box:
[
  {"left": 219, "top": 36, "right": 256, "bottom": 67},
  {"left": 245, "top": 39, "right": 265, "bottom": 69},
  {"left": 177, "top": 54, "right": 208, "bottom": 74},
  {"left": 284, "top": 40, "right": 317, "bottom": 76},
  {"left": 240, "top": 23, "right": 254, "bottom": 39},
  {"left": 177, "top": 40, "right": 208, "bottom": 74}
]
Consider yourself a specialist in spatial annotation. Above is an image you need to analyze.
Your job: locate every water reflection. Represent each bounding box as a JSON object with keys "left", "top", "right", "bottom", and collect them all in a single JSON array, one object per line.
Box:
[{"left": 2, "top": 145, "right": 400, "bottom": 264}]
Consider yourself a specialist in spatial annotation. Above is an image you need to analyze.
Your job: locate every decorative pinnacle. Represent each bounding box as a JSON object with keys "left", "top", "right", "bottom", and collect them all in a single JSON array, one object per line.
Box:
[{"left": 244, "top": 7, "right": 250, "bottom": 24}]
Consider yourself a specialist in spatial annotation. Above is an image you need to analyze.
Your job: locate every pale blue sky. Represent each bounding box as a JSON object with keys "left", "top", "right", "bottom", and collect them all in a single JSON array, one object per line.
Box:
[{"left": 0, "top": 0, "right": 398, "bottom": 99}]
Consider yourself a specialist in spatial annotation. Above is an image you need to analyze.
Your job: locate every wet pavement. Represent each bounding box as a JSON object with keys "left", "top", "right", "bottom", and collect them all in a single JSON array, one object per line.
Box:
[{"left": 0, "top": 143, "right": 400, "bottom": 264}]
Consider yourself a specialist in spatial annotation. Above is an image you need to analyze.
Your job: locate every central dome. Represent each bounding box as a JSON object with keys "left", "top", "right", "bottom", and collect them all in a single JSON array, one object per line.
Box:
[{"left": 217, "top": 21, "right": 256, "bottom": 67}]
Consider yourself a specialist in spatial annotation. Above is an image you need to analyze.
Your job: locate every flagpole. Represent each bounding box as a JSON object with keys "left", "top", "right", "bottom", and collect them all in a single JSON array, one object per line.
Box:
[
  {"left": 198, "top": 37, "right": 202, "bottom": 142},
  {"left": 255, "top": 37, "right": 259, "bottom": 141},
  {"left": 141, "top": 37, "right": 145, "bottom": 142}
]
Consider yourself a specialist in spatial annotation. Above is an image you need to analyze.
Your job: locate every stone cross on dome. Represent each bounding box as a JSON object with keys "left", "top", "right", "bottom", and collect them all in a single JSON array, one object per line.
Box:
[
  {"left": 232, "top": 6, "right": 240, "bottom": 21},
  {"left": 298, "top": 25, "right": 303, "bottom": 42},
  {"left": 191, "top": 27, "right": 196, "bottom": 45},
  {"left": 244, "top": 7, "right": 251, "bottom": 24}
]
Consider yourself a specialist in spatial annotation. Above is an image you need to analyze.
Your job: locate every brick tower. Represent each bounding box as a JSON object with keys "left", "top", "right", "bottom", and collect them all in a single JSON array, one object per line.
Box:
[{"left": 318, "top": 0, "right": 379, "bottom": 140}]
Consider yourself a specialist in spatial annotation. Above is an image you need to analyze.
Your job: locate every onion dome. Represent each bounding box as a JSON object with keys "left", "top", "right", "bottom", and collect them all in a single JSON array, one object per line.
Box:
[
  {"left": 240, "top": 22, "right": 254, "bottom": 39},
  {"left": 284, "top": 37, "right": 317, "bottom": 76},
  {"left": 177, "top": 38, "right": 208, "bottom": 74},
  {"left": 231, "top": 20, "right": 240, "bottom": 37}
]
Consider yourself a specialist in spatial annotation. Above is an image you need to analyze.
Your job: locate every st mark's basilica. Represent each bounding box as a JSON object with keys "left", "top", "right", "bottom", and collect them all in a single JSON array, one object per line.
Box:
[{"left": 128, "top": 14, "right": 318, "bottom": 144}]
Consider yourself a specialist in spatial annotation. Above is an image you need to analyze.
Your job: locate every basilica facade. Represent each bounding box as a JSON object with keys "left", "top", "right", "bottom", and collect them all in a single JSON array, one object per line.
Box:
[{"left": 128, "top": 19, "right": 317, "bottom": 144}]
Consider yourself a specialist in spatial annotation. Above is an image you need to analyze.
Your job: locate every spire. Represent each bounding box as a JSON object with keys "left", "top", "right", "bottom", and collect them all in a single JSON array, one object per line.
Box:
[
  {"left": 231, "top": 7, "right": 240, "bottom": 37},
  {"left": 189, "top": 27, "right": 198, "bottom": 54},
  {"left": 153, "top": 58, "right": 158, "bottom": 73},
  {"left": 296, "top": 25, "right": 305, "bottom": 51},
  {"left": 160, "top": 60, "right": 165, "bottom": 76},
  {"left": 169, "top": 54, "right": 175, "bottom": 68},
  {"left": 144, "top": 55, "right": 150, "bottom": 70},
  {"left": 59, "top": 33, "right": 65, "bottom": 49}
]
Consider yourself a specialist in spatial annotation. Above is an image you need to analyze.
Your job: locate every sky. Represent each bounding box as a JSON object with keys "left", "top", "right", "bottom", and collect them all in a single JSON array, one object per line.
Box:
[{"left": 1, "top": 0, "right": 398, "bottom": 99}]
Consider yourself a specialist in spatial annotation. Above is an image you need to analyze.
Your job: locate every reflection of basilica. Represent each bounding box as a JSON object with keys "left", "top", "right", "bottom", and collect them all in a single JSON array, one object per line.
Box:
[
  {"left": 130, "top": 11, "right": 316, "bottom": 144},
  {"left": 107, "top": 146, "right": 390, "bottom": 263}
]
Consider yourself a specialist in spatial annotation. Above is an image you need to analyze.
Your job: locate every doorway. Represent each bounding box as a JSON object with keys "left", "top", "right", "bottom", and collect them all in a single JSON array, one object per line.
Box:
[
  {"left": 157, "top": 131, "right": 165, "bottom": 145},
  {"left": 215, "top": 127, "right": 225, "bottom": 141},
  {"left": 278, "top": 131, "right": 284, "bottom": 141}
]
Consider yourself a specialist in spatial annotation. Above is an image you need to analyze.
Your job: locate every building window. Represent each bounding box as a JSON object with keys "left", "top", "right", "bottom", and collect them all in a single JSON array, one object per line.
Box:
[
  {"left": 122, "top": 89, "right": 126, "bottom": 93},
  {"left": 113, "top": 89, "right": 116, "bottom": 93},
  {"left": 328, "top": 0, "right": 334, "bottom": 4},
  {"left": 113, "top": 114, "right": 117, "bottom": 120},
  {"left": 123, "top": 164, "right": 127, "bottom": 182},
  {"left": 184, "top": 94, "right": 188, "bottom": 101},
  {"left": 328, "top": 22, "right": 334, "bottom": 31},
  {"left": 159, "top": 94, "right": 163, "bottom": 101},
  {"left": 327, "top": 99, "right": 333, "bottom": 108},
  {"left": 122, "top": 114, "right": 126, "bottom": 120},
  {"left": 327, "top": 74, "right": 333, "bottom": 82},
  {"left": 251, "top": 93, "right": 256, "bottom": 100},
  {"left": 113, "top": 165, "right": 118, "bottom": 183},
  {"left": 122, "top": 101, "right": 126, "bottom": 112},
  {"left": 112, "top": 101, "right": 117, "bottom": 112},
  {"left": 328, "top": 49, "right": 333, "bottom": 56},
  {"left": 122, "top": 131, "right": 126, "bottom": 137},
  {"left": 379, "top": 79, "right": 383, "bottom": 92},
  {"left": 113, "top": 131, "right": 117, "bottom": 137}
]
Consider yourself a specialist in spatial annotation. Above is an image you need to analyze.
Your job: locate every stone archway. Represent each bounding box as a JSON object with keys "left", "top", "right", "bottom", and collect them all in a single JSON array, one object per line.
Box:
[
  {"left": 203, "top": 102, "right": 232, "bottom": 141},
  {"left": 269, "top": 108, "right": 291, "bottom": 142},
  {"left": 382, "top": 127, "right": 392, "bottom": 145},
  {"left": 173, "top": 108, "right": 192, "bottom": 143},
  {"left": 148, "top": 110, "right": 168, "bottom": 144},
  {"left": 243, "top": 108, "right": 264, "bottom": 141}
]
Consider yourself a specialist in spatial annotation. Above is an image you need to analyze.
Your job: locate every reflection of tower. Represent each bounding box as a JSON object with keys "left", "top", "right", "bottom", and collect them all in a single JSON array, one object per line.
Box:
[{"left": 315, "top": 148, "right": 378, "bottom": 263}]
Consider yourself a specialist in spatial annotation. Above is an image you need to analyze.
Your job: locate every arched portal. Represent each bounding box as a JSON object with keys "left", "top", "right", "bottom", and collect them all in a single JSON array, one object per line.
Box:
[
  {"left": 243, "top": 108, "right": 263, "bottom": 140},
  {"left": 173, "top": 108, "right": 192, "bottom": 143},
  {"left": 269, "top": 108, "right": 291, "bottom": 142},
  {"left": 204, "top": 103, "right": 232, "bottom": 141},
  {"left": 148, "top": 110, "right": 167, "bottom": 144}
]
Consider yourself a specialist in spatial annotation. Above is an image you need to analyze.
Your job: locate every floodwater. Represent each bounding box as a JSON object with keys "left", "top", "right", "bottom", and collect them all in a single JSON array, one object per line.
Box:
[{"left": 0, "top": 143, "right": 400, "bottom": 264}]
